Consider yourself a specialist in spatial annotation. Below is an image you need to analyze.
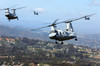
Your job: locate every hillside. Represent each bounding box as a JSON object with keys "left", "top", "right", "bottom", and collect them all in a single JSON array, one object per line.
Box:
[
  {"left": 0, "top": 25, "right": 100, "bottom": 49},
  {"left": 71, "top": 34, "right": 100, "bottom": 49},
  {"left": 0, "top": 37, "right": 99, "bottom": 66},
  {"left": 0, "top": 25, "right": 49, "bottom": 40}
]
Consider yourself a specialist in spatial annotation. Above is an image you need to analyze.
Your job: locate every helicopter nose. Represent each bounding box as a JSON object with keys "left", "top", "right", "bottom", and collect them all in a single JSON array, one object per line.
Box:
[
  {"left": 49, "top": 33, "right": 56, "bottom": 39},
  {"left": 5, "top": 14, "right": 9, "bottom": 17}
]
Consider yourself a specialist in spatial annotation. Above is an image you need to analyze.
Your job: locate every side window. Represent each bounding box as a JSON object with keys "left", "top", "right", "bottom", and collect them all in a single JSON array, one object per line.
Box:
[
  {"left": 60, "top": 32, "right": 61, "bottom": 35},
  {"left": 56, "top": 31, "right": 58, "bottom": 35}
]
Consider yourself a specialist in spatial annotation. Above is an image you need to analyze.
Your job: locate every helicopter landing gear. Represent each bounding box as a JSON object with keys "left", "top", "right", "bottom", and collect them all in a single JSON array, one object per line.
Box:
[
  {"left": 75, "top": 38, "right": 78, "bottom": 41},
  {"left": 55, "top": 40, "right": 64, "bottom": 44},
  {"left": 17, "top": 17, "right": 19, "bottom": 20},
  {"left": 55, "top": 41, "right": 63, "bottom": 44},
  {"left": 55, "top": 40, "right": 58, "bottom": 44},
  {"left": 61, "top": 42, "right": 64, "bottom": 44},
  {"left": 55, "top": 42, "right": 58, "bottom": 44}
]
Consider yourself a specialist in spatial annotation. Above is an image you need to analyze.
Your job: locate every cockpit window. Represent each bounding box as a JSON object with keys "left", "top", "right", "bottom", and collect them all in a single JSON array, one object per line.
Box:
[{"left": 60, "top": 32, "right": 61, "bottom": 35}]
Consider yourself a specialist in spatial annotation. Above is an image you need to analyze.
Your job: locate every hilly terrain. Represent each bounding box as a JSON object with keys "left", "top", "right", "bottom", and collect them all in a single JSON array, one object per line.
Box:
[
  {"left": 72, "top": 34, "right": 100, "bottom": 49},
  {"left": 0, "top": 25, "right": 49, "bottom": 40},
  {"left": 0, "top": 25, "right": 100, "bottom": 49},
  {"left": 0, "top": 36, "right": 99, "bottom": 66}
]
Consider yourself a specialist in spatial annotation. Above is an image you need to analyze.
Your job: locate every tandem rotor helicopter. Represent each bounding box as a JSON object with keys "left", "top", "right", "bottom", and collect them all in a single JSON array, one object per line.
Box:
[
  {"left": 0, "top": 6, "right": 26, "bottom": 21},
  {"left": 34, "top": 11, "right": 39, "bottom": 15},
  {"left": 31, "top": 13, "right": 95, "bottom": 44}
]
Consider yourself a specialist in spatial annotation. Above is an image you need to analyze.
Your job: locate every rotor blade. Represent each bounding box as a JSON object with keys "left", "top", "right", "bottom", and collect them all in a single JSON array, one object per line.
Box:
[
  {"left": 55, "top": 13, "right": 95, "bottom": 25},
  {"left": 13, "top": 6, "right": 26, "bottom": 10},
  {"left": 0, "top": 8, "right": 9, "bottom": 11},
  {"left": 71, "top": 13, "right": 96, "bottom": 21},
  {"left": 0, "top": 5, "right": 17, "bottom": 11},
  {"left": 31, "top": 25, "right": 50, "bottom": 31},
  {"left": 31, "top": 19, "right": 59, "bottom": 31},
  {"left": 55, "top": 21, "right": 67, "bottom": 25},
  {"left": 53, "top": 19, "right": 59, "bottom": 25}
]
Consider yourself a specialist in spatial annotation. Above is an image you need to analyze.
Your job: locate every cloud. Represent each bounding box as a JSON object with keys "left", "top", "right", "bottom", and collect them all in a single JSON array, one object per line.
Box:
[
  {"left": 92, "top": 0, "right": 99, "bottom": 6},
  {"left": 34, "top": 8, "right": 46, "bottom": 12},
  {"left": 90, "top": 0, "right": 99, "bottom": 6}
]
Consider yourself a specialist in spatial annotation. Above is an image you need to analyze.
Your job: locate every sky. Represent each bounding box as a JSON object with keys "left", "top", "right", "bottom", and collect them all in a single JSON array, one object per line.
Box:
[{"left": 0, "top": 0, "right": 100, "bottom": 34}]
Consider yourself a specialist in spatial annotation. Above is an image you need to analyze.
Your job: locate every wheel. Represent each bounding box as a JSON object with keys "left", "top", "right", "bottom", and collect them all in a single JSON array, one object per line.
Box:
[
  {"left": 75, "top": 38, "right": 77, "bottom": 41},
  {"left": 55, "top": 42, "right": 58, "bottom": 44},
  {"left": 61, "top": 42, "right": 63, "bottom": 44},
  {"left": 17, "top": 17, "right": 19, "bottom": 20}
]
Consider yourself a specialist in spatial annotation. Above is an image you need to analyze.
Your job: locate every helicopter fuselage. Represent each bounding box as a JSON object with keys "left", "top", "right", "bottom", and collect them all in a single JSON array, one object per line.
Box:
[
  {"left": 49, "top": 29, "right": 76, "bottom": 41},
  {"left": 5, "top": 13, "right": 18, "bottom": 20}
]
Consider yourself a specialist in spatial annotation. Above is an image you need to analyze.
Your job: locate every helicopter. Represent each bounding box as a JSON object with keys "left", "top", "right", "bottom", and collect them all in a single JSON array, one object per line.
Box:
[
  {"left": 0, "top": 6, "right": 26, "bottom": 21},
  {"left": 31, "top": 13, "right": 95, "bottom": 44},
  {"left": 34, "top": 11, "right": 39, "bottom": 15}
]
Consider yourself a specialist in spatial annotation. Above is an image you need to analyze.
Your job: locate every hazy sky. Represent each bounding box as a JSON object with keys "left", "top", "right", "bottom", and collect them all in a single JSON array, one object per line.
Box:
[{"left": 0, "top": 0, "right": 100, "bottom": 34}]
